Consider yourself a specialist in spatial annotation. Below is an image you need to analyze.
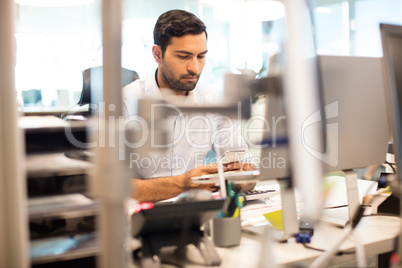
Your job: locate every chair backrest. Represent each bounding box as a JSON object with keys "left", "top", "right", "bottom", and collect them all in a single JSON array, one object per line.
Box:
[{"left": 77, "top": 66, "right": 139, "bottom": 114}]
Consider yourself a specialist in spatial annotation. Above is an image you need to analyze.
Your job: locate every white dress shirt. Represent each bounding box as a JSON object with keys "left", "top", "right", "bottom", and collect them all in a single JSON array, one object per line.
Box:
[{"left": 122, "top": 70, "right": 250, "bottom": 179}]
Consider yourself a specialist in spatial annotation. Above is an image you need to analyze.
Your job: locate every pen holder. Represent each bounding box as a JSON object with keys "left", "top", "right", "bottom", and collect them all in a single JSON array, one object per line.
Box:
[{"left": 212, "top": 217, "right": 241, "bottom": 247}]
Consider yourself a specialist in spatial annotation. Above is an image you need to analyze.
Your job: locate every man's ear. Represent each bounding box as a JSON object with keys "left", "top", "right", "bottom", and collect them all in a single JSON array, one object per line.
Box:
[{"left": 152, "top": 45, "right": 162, "bottom": 63}]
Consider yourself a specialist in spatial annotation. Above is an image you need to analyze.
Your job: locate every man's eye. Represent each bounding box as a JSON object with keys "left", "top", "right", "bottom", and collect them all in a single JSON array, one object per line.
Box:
[
  {"left": 177, "top": 55, "right": 188, "bottom": 59},
  {"left": 198, "top": 55, "right": 205, "bottom": 59}
]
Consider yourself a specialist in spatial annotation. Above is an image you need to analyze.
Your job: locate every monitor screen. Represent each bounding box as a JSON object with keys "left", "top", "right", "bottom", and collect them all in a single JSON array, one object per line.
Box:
[{"left": 319, "top": 55, "right": 390, "bottom": 172}]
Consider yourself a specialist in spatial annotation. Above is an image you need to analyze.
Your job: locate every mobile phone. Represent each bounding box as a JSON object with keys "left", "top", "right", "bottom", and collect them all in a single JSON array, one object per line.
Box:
[{"left": 221, "top": 150, "right": 246, "bottom": 165}]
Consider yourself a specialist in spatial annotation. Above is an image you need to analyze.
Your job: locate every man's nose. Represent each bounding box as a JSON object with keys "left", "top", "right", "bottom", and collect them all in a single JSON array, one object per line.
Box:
[{"left": 187, "top": 57, "right": 199, "bottom": 74}]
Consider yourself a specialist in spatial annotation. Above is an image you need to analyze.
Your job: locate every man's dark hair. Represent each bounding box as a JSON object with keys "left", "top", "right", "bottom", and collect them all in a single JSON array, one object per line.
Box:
[{"left": 154, "top": 9, "right": 207, "bottom": 55}]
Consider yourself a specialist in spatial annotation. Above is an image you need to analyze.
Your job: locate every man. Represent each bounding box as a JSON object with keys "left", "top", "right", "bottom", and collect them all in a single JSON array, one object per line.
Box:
[{"left": 123, "top": 9, "right": 255, "bottom": 202}]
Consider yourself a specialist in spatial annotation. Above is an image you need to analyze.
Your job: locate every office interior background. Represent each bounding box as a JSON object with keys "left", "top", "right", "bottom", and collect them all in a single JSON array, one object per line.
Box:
[
  {"left": 4, "top": 1, "right": 402, "bottom": 267},
  {"left": 14, "top": 0, "right": 402, "bottom": 112}
]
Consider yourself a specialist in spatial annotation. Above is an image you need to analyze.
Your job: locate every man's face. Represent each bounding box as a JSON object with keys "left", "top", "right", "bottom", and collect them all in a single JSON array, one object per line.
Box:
[{"left": 158, "top": 33, "right": 207, "bottom": 93}]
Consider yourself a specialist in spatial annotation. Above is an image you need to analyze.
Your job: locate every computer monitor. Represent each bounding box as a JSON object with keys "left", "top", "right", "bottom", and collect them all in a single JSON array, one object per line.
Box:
[
  {"left": 380, "top": 23, "right": 402, "bottom": 183},
  {"left": 260, "top": 17, "right": 389, "bottom": 230},
  {"left": 319, "top": 55, "right": 390, "bottom": 173},
  {"left": 380, "top": 22, "right": 402, "bottom": 265},
  {"left": 318, "top": 55, "right": 390, "bottom": 226},
  {"left": 261, "top": 54, "right": 390, "bottom": 223}
]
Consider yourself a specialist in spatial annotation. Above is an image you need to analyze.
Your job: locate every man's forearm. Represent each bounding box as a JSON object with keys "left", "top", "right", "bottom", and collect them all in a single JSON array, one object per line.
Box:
[
  {"left": 131, "top": 175, "right": 185, "bottom": 203},
  {"left": 130, "top": 163, "right": 226, "bottom": 203}
]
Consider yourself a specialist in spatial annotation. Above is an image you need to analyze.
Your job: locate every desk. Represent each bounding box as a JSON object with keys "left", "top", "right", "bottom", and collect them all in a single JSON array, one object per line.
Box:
[
  {"left": 158, "top": 214, "right": 401, "bottom": 267},
  {"left": 154, "top": 178, "right": 400, "bottom": 267}
]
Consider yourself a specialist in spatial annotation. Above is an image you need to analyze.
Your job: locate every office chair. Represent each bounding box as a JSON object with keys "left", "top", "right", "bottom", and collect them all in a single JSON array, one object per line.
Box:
[
  {"left": 63, "top": 67, "right": 139, "bottom": 162},
  {"left": 77, "top": 66, "right": 139, "bottom": 114}
]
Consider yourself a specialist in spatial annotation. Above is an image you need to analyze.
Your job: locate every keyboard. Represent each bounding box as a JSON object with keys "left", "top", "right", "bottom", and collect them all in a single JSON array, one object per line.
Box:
[{"left": 241, "top": 189, "right": 278, "bottom": 201}]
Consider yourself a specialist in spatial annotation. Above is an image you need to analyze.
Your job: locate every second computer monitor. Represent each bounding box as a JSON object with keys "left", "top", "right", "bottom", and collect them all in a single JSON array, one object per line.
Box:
[
  {"left": 260, "top": 55, "right": 389, "bottom": 179},
  {"left": 319, "top": 55, "right": 390, "bottom": 173},
  {"left": 381, "top": 23, "right": 402, "bottom": 182}
]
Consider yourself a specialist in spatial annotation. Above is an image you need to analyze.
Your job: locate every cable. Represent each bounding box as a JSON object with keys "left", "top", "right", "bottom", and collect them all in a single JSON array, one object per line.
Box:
[
  {"left": 302, "top": 243, "right": 355, "bottom": 255},
  {"left": 385, "top": 161, "right": 397, "bottom": 173},
  {"left": 324, "top": 205, "right": 348, "bottom": 209}
]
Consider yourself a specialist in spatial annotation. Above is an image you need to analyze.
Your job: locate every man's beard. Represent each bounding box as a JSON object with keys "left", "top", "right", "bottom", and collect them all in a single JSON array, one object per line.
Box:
[{"left": 160, "top": 62, "right": 200, "bottom": 93}]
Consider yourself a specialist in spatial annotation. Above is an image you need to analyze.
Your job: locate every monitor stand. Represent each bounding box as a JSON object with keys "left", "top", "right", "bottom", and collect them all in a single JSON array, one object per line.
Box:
[
  {"left": 138, "top": 229, "right": 221, "bottom": 268},
  {"left": 343, "top": 170, "right": 360, "bottom": 224}
]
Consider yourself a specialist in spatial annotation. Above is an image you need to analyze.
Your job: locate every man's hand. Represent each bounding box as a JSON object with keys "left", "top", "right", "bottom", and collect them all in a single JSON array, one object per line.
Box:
[
  {"left": 132, "top": 163, "right": 226, "bottom": 202},
  {"left": 224, "top": 161, "right": 257, "bottom": 192},
  {"left": 180, "top": 163, "right": 227, "bottom": 192}
]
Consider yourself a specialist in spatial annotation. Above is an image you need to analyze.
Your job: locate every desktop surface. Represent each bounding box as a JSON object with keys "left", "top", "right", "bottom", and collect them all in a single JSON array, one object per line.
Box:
[{"left": 156, "top": 214, "right": 400, "bottom": 267}]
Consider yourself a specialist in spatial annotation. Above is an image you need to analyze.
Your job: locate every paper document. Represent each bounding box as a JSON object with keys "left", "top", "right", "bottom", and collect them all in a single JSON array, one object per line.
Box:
[{"left": 324, "top": 176, "right": 378, "bottom": 208}]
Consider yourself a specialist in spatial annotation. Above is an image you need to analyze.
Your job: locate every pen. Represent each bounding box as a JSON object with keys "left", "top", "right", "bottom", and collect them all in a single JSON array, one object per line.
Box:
[
  {"left": 228, "top": 183, "right": 244, "bottom": 217},
  {"left": 232, "top": 207, "right": 240, "bottom": 218},
  {"left": 217, "top": 183, "right": 244, "bottom": 217}
]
